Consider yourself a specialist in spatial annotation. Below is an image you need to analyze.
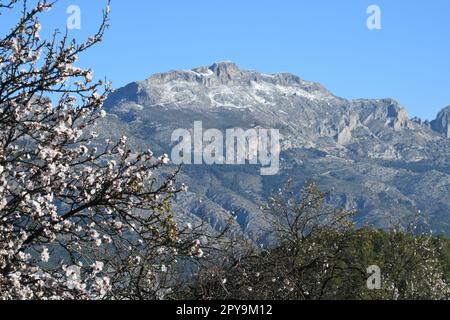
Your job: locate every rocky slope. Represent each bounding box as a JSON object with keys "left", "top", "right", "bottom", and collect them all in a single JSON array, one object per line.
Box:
[{"left": 100, "top": 62, "right": 450, "bottom": 236}]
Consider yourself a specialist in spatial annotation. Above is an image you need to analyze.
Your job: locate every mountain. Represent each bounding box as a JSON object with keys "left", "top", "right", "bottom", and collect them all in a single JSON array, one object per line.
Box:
[{"left": 100, "top": 62, "right": 450, "bottom": 237}]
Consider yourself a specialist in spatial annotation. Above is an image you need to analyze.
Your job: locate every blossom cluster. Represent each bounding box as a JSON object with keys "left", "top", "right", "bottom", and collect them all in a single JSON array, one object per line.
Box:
[{"left": 0, "top": 0, "right": 205, "bottom": 300}]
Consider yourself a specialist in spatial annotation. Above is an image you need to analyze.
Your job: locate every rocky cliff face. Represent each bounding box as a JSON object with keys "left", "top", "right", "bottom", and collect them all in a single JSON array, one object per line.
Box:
[
  {"left": 432, "top": 106, "right": 450, "bottom": 138},
  {"left": 100, "top": 62, "right": 450, "bottom": 237}
]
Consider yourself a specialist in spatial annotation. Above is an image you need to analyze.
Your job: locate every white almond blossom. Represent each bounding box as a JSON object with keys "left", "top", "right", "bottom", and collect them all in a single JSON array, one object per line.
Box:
[
  {"left": 40, "top": 248, "right": 50, "bottom": 263},
  {"left": 0, "top": 0, "right": 207, "bottom": 300}
]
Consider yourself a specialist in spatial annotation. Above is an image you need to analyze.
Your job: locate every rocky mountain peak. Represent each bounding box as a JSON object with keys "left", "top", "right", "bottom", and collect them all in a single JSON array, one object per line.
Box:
[
  {"left": 103, "top": 63, "right": 449, "bottom": 144},
  {"left": 143, "top": 62, "right": 329, "bottom": 91},
  {"left": 432, "top": 106, "right": 450, "bottom": 138},
  {"left": 208, "top": 61, "right": 242, "bottom": 82}
]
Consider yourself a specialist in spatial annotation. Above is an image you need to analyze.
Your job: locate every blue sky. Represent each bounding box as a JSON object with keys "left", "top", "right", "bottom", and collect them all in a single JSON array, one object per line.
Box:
[{"left": 3, "top": 0, "right": 450, "bottom": 120}]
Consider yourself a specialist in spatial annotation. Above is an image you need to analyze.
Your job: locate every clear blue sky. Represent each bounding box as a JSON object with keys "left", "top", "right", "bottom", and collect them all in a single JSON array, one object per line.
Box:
[{"left": 3, "top": 0, "right": 450, "bottom": 120}]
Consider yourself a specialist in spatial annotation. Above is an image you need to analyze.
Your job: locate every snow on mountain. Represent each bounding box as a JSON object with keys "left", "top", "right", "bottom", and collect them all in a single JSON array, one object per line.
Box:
[{"left": 101, "top": 62, "right": 450, "bottom": 237}]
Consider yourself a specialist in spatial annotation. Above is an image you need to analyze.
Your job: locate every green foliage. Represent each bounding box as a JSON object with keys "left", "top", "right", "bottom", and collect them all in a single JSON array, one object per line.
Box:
[
  {"left": 436, "top": 236, "right": 450, "bottom": 280},
  {"left": 179, "top": 181, "right": 450, "bottom": 300}
]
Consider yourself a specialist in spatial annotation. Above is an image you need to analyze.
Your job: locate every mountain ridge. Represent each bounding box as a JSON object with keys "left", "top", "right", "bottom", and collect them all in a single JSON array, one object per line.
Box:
[
  {"left": 100, "top": 62, "right": 450, "bottom": 237},
  {"left": 106, "top": 61, "right": 448, "bottom": 129}
]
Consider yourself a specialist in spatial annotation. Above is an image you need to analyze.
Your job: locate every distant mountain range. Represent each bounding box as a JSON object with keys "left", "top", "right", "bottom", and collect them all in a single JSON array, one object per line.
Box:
[{"left": 99, "top": 62, "right": 450, "bottom": 237}]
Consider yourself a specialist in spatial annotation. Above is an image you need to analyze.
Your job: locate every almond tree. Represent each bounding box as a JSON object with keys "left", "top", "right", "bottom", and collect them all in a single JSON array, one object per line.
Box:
[{"left": 0, "top": 0, "right": 203, "bottom": 300}]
